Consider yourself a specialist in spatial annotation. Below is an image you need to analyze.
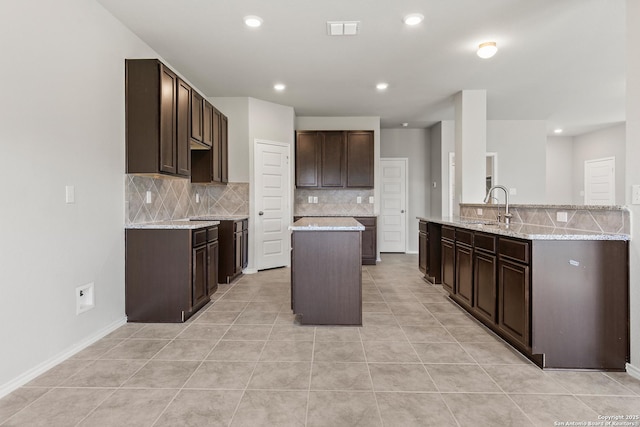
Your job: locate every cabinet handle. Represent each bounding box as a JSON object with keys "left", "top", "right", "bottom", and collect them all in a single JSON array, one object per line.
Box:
[{"left": 259, "top": 211, "right": 264, "bottom": 216}]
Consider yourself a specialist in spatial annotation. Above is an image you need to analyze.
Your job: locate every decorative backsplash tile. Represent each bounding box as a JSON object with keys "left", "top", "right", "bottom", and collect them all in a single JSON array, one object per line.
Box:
[
  {"left": 294, "top": 189, "right": 374, "bottom": 216},
  {"left": 125, "top": 175, "right": 249, "bottom": 224},
  {"left": 459, "top": 204, "right": 630, "bottom": 235}
]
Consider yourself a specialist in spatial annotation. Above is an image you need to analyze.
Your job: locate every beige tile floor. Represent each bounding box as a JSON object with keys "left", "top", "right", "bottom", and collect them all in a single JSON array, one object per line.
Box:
[{"left": 1, "top": 254, "right": 639, "bottom": 426}]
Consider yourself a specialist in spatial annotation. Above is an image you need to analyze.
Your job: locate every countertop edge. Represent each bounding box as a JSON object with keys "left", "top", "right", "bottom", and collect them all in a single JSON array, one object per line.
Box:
[{"left": 126, "top": 220, "right": 221, "bottom": 230}]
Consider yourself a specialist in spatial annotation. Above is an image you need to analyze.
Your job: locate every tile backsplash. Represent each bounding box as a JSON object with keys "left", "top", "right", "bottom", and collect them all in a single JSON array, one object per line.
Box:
[
  {"left": 460, "top": 204, "right": 630, "bottom": 235},
  {"left": 125, "top": 175, "right": 249, "bottom": 224},
  {"left": 294, "top": 189, "right": 374, "bottom": 216}
]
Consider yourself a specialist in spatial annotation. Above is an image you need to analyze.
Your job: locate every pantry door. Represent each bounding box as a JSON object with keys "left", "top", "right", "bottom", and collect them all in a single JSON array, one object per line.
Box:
[
  {"left": 584, "top": 157, "right": 615, "bottom": 205},
  {"left": 380, "top": 158, "right": 408, "bottom": 252},
  {"left": 254, "top": 140, "right": 291, "bottom": 270}
]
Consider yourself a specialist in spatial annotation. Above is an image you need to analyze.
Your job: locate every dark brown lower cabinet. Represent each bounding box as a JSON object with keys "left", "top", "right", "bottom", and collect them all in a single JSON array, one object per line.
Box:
[
  {"left": 437, "top": 223, "right": 629, "bottom": 370},
  {"left": 125, "top": 226, "right": 218, "bottom": 322},
  {"left": 218, "top": 218, "right": 248, "bottom": 283},
  {"left": 355, "top": 217, "right": 376, "bottom": 265},
  {"left": 418, "top": 222, "right": 427, "bottom": 274}
]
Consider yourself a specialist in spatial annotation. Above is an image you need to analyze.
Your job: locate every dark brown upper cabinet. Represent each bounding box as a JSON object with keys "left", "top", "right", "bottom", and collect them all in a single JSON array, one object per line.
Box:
[
  {"left": 295, "top": 130, "right": 374, "bottom": 189},
  {"left": 126, "top": 59, "right": 191, "bottom": 178},
  {"left": 190, "top": 90, "right": 208, "bottom": 148},
  {"left": 191, "top": 104, "right": 228, "bottom": 184},
  {"left": 346, "top": 131, "right": 374, "bottom": 188}
]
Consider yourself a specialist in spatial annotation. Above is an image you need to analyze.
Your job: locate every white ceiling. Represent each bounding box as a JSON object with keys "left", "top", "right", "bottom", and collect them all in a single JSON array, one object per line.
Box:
[{"left": 97, "top": 0, "right": 625, "bottom": 135}]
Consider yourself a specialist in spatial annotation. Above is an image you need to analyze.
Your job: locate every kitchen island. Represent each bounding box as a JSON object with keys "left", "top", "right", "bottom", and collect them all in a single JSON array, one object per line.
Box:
[{"left": 289, "top": 217, "right": 364, "bottom": 325}]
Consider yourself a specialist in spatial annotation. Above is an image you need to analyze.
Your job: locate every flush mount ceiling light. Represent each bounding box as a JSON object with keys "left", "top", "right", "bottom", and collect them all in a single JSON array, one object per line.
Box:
[
  {"left": 376, "top": 82, "right": 389, "bottom": 90},
  {"left": 403, "top": 13, "right": 424, "bottom": 26},
  {"left": 274, "top": 83, "right": 286, "bottom": 91},
  {"left": 402, "top": 122, "right": 409, "bottom": 127},
  {"left": 554, "top": 128, "right": 563, "bottom": 134},
  {"left": 477, "top": 41, "right": 498, "bottom": 58},
  {"left": 244, "top": 15, "right": 263, "bottom": 28}
]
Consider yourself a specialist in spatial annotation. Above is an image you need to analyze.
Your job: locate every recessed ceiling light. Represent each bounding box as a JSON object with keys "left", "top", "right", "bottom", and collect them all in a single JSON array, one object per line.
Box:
[
  {"left": 376, "top": 82, "right": 389, "bottom": 90},
  {"left": 244, "top": 15, "right": 263, "bottom": 28},
  {"left": 274, "top": 83, "right": 286, "bottom": 91},
  {"left": 402, "top": 122, "right": 409, "bottom": 127},
  {"left": 554, "top": 128, "right": 563, "bottom": 134},
  {"left": 403, "top": 13, "right": 424, "bottom": 26},
  {"left": 477, "top": 41, "right": 498, "bottom": 58}
]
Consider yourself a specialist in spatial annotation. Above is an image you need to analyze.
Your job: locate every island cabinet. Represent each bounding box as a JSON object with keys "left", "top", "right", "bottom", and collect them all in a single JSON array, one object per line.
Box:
[
  {"left": 191, "top": 103, "right": 228, "bottom": 184},
  {"left": 419, "top": 220, "right": 442, "bottom": 284},
  {"left": 126, "top": 59, "right": 191, "bottom": 178},
  {"left": 419, "top": 221, "right": 427, "bottom": 274},
  {"left": 290, "top": 218, "right": 363, "bottom": 325},
  {"left": 437, "top": 223, "right": 629, "bottom": 370},
  {"left": 125, "top": 225, "right": 218, "bottom": 323},
  {"left": 217, "top": 218, "right": 248, "bottom": 283},
  {"left": 295, "top": 130, "right": 374, "bottom": 189}
]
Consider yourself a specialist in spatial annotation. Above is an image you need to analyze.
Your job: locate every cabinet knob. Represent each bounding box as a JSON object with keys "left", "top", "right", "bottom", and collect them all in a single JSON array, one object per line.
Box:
[{"left": 259, "top": 211, "right": 264, "bottom": 216}]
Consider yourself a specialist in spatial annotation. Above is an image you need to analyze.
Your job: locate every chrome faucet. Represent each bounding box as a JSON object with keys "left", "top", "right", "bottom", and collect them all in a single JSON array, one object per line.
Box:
[{"left": 484, "top": 185, "right": 512, "bottom": 225}]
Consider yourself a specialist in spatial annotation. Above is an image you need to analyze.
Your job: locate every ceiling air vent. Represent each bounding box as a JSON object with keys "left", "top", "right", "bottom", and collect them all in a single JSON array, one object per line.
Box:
[{"left": 326, "top": 21, "right": 360, "bottom": 36}]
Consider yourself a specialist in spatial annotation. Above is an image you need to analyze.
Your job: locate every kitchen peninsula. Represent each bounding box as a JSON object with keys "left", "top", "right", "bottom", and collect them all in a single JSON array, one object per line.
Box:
[{"left": 289, "top": 217, "right": 364, "bottom": 325}]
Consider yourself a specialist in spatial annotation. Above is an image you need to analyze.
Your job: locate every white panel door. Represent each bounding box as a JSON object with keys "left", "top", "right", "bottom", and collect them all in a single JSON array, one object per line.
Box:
[
  {"left": 380, "top": 158, "right": 407, "bottom": 252},
  {"left": 255, "top": 141, "right": 291, "bottom": 270},
  {"left": 584, "top": 157, "right": 615, "bottom": 205}
]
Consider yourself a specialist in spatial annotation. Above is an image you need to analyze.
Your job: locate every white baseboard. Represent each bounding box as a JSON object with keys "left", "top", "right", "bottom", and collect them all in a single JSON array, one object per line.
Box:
[
  {"left": 242, "top": 268, "right": 258, "bottom": 275},
  {"left": 405, "top": 250, "right": 418, "bottom": 255},
  {"left": 0, "top": 316, "right": 127, "bottom": 399},
  {"left": 627, "top": 362, "right": 640, "bottom": 380}
]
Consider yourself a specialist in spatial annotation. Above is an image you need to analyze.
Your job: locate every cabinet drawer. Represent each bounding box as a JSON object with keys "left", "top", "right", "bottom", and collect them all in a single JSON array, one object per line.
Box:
[
  {"left": 442, "top": 226, "right": 455, "bottom": 241},
  {"left": 193, "top": 229, "right": 207, "bottom": 247},
  {"left": 419, "top": 221, "right": 427, "bottom": 233},
  {"left": 456, "top": 229, "right": 474, "bottom": 246},
  {"left": 207, "top": 226, "right": 218, "bottom": 242},
  {"left": 499, "top": 238, "right": 530, "bottom": 263},
  {"left": 474, "top": 232, "right": 496, "bottom": 253},
  {"left": 355, "top": 217, "right": 376, "bottom": 227}
]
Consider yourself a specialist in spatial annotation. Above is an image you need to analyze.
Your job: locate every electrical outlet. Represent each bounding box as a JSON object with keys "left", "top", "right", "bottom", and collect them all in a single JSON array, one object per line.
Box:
[
  {"left": 477, "top": 208, "right": 483, "bottom": 215},
  {"left": 357, "top": 196, "right": 362, "bottom": 204},
  {"left": 432, "top": 181, "right": 437, "bottom": 188},
  {"left": 145, "top": 191, "right": 152, "bottom": 204},
  {"left": 556, "top": 211, "right": 568, "bottom": 222},
  {"left": 308, "top": 196, "right": 313, "bottom": 203},
  {"left": 195, "top": 193, "right": 200, "bottom": 203},
  {"left": 313, "top": 196, "right": 318, "bottom": 203},
  {"left": 76, "top": 283, "right": 95, "bottom": 315},
  {"left": 369, "top": 196, "right": 374, "bottom": 204}
]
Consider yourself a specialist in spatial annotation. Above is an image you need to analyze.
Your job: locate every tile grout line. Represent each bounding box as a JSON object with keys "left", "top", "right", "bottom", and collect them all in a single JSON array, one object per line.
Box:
[{"left": 304, "top": 326, "right": 317, "bottom": 427}]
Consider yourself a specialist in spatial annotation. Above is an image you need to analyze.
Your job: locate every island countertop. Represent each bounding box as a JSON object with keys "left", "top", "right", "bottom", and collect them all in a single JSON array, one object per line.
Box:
[
  {"left": 417, "top": 216, "right": 629, "bottom": 241},
  {"left": 289, "top": 217, "right": 365, "bottom": 231},
  {"left": 125, "top": 219, "right": 220, "bottom": 229}
]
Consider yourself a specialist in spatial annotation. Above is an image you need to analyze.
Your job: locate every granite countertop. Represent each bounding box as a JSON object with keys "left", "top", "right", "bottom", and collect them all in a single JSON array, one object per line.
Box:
[
  {"left": 418, "top": 216, "right": 629, "bottom": 241},
  {"left": 460, "top": 203, "right": 629, "bottom": 211},
  {"left": 290, "top": 217, "right": 365, "bottom": 231},
  {"left": 293, "top": 214, "right": 377, "bottom": 217},
  {"left": 190, "top": 215, "right": 249, "bottom": 221},
  {"left": 126, "top": 219, "right": 220, "bottom": 230}
]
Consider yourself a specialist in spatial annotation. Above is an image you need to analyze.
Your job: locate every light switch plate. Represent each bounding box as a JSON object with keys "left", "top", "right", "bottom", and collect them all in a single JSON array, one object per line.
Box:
[
  {"left": 556, "top": 211, "right": 568, "bottom": 222},
  {"left": 65, "top": 185, "right": 75, "bottom": 204},
  {"left": 145, "top": 191, "right": 152, "bottom": 204},
  {"left": 195, "top": 193, "right": 200, "bottom": 203},
  {"left": 308, "top": 196, "right": 313, "bottom": 203},
  {"left": 356, "top": 196, "right": 362, "bottom": 204},
  {"left": 313, "top": 196, "right": 318, "bottom": 203},
  {"left": 476, "top": 208, "right": 483, "bottom": 215},
  {"left": 369, "top": 196, "right": 374, "bottom": 204},
  {"left": 633, "top": 185, "right": 640, "bottom": 204}
]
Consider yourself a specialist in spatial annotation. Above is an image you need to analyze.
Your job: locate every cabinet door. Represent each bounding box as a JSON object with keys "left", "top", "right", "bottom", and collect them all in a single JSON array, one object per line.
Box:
[
  {"left": 346, "top": 131, "right": 374, "bottom": 188},
  {"left": 176, "top": 79, "right": 191, "bottom": 177},
  {"left": 441, "top": 239, "right": 455, "bottom": 294},
  {"left": 498, "top": 259, "right": 530, "bottom": 347},
  {"left": 221, "top": 114, "right": 228, "bottom": 183},
  {"left": 234, "top": 230, "right": 242, "bottom": 275},
  {"left": 159, "top": 65, "right": 177, "bottom": 175},
  {"left": 202, "top": 100, "right": 213, "bottom": 148},
  {"left": 474, "top": 251, "right": 497, "bottom": 323},
  {"left": 242, "top": 224, "right": 248, "bottom": 269},
  {"left": 321, "top": 131, "right": 346, "bottom": 187},
  {"left": 191, "top": 91, "right": 204, "bottom": 145},
  {"left": 213, "top": 108, "right": 222, "bottom": 182},
  {"left": 295, "top": 131, "right": 320, "bottom": 187},
  {"left": 426, "top": 223, "right": 442, "bottom": 283},
  {"left": 419, "top": 231, "right": 427, "bottom": 274},
  {"left": 207, "top": 240, "right": 219, "bottom": 295},
  {"left": 455, "top": 243, "right": 473, "bottom": 307},
  {"left": 192, "top": 246, "right": 208, "bottom": 308},
  {"left": 358, "top": 218, "right": 377, "bottom": 265}
]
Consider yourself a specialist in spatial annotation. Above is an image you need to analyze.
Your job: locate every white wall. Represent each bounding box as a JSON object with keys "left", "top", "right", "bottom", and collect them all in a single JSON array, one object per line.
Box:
[
  {"left": 546, "top": 136, "right": 574, "bottom": 204},
  {"left": 380, "top": 129, "right": 430, "bottom": 253},
  {"left": 626, "top": 0, "right": 640, "bottom": 378},
  {"left": 0, "top": 0, "right": 158, "bottom": 394},
  {"left": 487, "top": 121, "right": 547, "bottom": 204},
  {"left": 573, "top": 123, "right": 626, "bottom": 205},
  {"left": 429, "top": 123, "right": 443, "bottom": 217}
]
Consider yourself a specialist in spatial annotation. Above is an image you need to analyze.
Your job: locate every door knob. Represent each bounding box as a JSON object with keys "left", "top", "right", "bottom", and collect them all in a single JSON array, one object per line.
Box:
[
  {"left": 401, "top": 210, "right": 405, "bottom": 213},
  {"left": 259, "top": 211, "right": 264, "bottom": 216}
]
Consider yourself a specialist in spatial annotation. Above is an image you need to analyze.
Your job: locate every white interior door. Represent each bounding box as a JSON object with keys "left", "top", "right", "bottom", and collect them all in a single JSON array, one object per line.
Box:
[
  {"left": 254, "top": 140, "right": 291, "bottom": 270},
  {"left": 380, "top": 158, "right": 407, "bottom": 253},
  {"left": 584, "top": 157, "right": 615, "bottom": 205}
]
